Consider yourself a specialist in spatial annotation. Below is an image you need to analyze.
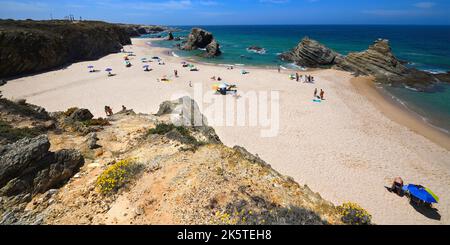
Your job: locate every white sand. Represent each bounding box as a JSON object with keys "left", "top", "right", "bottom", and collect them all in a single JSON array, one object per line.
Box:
[{"left": 2, "top": 38, "right": 450, "bottom": 224}]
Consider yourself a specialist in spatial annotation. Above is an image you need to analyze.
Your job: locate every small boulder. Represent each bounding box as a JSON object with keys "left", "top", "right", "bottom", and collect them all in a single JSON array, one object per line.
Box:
[{"left": 69, "top": 108, "right": 94, "bottom": 121}]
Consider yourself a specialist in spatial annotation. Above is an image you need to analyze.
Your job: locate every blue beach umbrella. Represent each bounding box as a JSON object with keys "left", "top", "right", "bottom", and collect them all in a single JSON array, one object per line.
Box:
[
  {"left": 402, "top": 184, "right": 439, "bottom": 203},
  {"left": 87, "top": 65, "right": 94, "bottom": 69},
  {"left": 105, "top": 68, "right": 112, "bottom": 72}
]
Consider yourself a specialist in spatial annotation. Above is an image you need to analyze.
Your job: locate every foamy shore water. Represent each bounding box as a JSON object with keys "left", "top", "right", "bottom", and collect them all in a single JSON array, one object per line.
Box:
[{"left": 2, "top": 38, "right": 450, "bottom": 225}]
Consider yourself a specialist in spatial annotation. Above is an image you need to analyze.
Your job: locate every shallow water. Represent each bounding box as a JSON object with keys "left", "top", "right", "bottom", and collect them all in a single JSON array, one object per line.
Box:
[{"left": 144, "top": 25, "right": 450, "bottom": 134}]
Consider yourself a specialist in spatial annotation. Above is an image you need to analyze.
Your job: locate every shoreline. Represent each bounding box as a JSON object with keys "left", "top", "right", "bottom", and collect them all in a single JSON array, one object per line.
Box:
[
  {"left": 2, "top": 37, "right": 449, "bottom": 224},
  {"left": 351, "top": 76, "right": 450, "bottom": 151},
  {"left": 146, "top": 38, "right": 311, "bottom": 72},
  {"left": 149, "top": 38, "right": 450, "bottom": 151}
]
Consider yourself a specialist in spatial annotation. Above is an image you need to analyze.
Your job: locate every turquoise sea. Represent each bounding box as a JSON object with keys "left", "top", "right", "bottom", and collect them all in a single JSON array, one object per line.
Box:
[{"left": 145, "top": 25, "right": 450, "bottom": 134}]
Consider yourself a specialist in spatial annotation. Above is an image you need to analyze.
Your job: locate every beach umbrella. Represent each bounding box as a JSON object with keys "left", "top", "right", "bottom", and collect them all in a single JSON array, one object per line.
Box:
[
  {"left": 402, "top": 184, "right": 439, "bottom": 203},
  {"left": 143, "top": 64, "right": 149, "bottom": 68},
  {"left": 87, "top": 65, "right": 94, "bottom": 69},
  {"left": 105, "top": 68, "right": 112, "bottom": 72}
]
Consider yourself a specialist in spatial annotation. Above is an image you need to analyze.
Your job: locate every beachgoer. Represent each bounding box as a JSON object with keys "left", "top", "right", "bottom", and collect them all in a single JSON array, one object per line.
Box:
[
  {"left": 314, "top": 88, "right": 318, "bottom": 98},
  {"left": 174, "top": 70, "right": 178, "bottom": 77},
  {"left": 218, "top": 77, "right": 222, "bottom": 81},
  {"left": 122, "top": 105, "right": 127, "bottom": 111},
  {"left": 211, "top": 76, "right": 216, "bottom": 81},
  {"left": 390, "top": 177, "right": 404, "bottom": 196},
  {"left": 295, "top": 73, "right": 299, "bottom": 82},
  {"left": 278, "top": 66, "right": 281, "bottom": 73},
  {"left": 320, "top": 89, "right": 325, "bottom": 100},
  {"left": 105, "top": 106, "right": 113, "bottom": 117},
  {"left": 107, "top": 107, "right": 113, "bottom": 116},
  {"left": 189, "top": 81, "right": 192, "bottom": 87}
]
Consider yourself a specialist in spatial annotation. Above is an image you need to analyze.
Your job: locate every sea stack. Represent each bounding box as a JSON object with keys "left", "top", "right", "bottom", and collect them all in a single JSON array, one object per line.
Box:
[
  {"left": 279, "top": 37, "right": 340, "bottom": 67},
  {"left": 335, "top": 39, "right": 435, "bottom": 90},
  {"left": 181, "top": 28, "right": 221, "bottom": 57},
  {"left": 167, "top": 32, "right": 174, "bottom": 40}
]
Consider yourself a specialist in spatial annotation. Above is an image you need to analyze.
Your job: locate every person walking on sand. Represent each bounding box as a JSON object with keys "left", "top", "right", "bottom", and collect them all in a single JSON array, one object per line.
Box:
[
  {"left": 320, "top": 89, "right": 325, "bottom": 100},
  {"left": 314, "top": 88, "right": 318, "bottom": 98},
  {"left": 174, "top": 70, "right": 178, "bottom": 78},
  {"left": 189, "top": 81, "right": 192, "bottom": 87},
  {"left": 278, "top": 66, "right": 281, "bottom": 73},
  {"left": 295, "top": 72, "right": 299, "bottom": 82}
]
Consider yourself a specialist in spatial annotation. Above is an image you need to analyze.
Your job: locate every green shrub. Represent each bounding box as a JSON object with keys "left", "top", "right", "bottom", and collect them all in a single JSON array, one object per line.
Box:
[
  {"left": 149, "top": 123, "right": 206, "bottom": 148},
  {"left": 64, "top": 107, "right": 78, "bottom": 117},
  {"left": 337, "top": 202, "right": 372, "bottom": 225},
  {"left": 0, "top": 120, "right": 41, "bottom": 143}
]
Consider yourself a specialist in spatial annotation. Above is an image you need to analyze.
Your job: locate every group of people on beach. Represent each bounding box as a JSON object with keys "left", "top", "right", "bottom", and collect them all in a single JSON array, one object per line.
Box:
[
  {"left": 314, "top": 88, "right": 325, "bottom": 100},
  {"left": 104, "top": 105, "right": 127, "bottom": 117},
  {"left": 294, "top": 73, "right": 314, "bottom": 83}
]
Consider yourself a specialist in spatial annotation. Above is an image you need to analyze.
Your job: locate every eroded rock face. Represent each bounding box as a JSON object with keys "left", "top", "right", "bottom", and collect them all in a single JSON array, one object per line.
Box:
[
  {"left": 279, "top": 37, "right": 340, "bottom": 67},
  {"left": 68, "top": 108, "right": 94, "bottom": 122},
  {"left": 0, "top": 20, "right": 132, "bottom": 78},
  {"left": 0, "top": 135, "right": 84, "bottom": 196},
  {"left": 335, "top": 39, "right": 435, "bottom": 89},
  {"left": 181, "top": 28, "right": 221, "bottom": 57},
  {"left": 156, "top": 96, "right": 221, "bottom": 144},
  {"left": 280, "top": 37, "right": 441, "bottom": 91}
]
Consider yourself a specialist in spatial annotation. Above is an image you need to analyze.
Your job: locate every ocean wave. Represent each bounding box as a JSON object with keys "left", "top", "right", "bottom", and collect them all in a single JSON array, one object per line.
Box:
[
  {"left": 246, "top": 47, "right": 267, "bottom": 55},
  {"left": 171, "top": 52, "right": 180, "bottom": 57}
]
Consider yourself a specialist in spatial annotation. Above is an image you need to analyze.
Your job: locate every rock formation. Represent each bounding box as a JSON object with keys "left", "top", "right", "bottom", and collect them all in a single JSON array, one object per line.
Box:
[
  {"left": 0, "top": 97, "right": 346, "bottom": 225},
  {"left": 0, "top": 135, "right": 84, "bottom": 196},
  {"left": 156, "top": 96, "right": 221, "bottom": 144},
  {"left": 279, "top": 37, "right": 340, "bottom": 67},
  {"left": 335, "top": 39, "right": 436, "bottom": 90},
  {"left": 181, "top": 28, "right": 222, "bottom": 57},
  {"left": 281, "top": 37, "right": 443, "bottom": 91},
  {"left": 0, "top": 20, "right": 132, "bottom": 78},
  {"left": 120, "top": 24, "right": 169, "bottom": 37},
  {"left": 167, "top": 32, "right": 174, "bottom": 40}
]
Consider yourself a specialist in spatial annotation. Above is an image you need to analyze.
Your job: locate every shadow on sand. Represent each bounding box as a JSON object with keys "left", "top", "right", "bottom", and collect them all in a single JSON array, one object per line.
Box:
[
  {"left": 385, "top": 186, "right": 441, "bottom": 221},
  {"left": 409, "top": 200, "right": 441, "bottom": 221}
]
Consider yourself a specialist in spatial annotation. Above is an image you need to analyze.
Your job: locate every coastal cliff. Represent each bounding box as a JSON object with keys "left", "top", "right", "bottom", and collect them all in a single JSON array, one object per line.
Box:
[
  {"left": 0, "top": 20, "right": 132, "bottom": 78},
  {"left": 0, "top": 97, "right": 347, "bottom": 225},
  {"left": 281, "top": 37, "right": 447, "bottom": 91},
  {"left": 181, "top": 28, "right": 222, "bottom": 58}
]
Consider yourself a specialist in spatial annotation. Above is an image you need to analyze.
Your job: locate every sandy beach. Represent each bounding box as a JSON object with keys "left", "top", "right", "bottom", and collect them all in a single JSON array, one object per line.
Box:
[{"left": 2, "top": 38, "right": 450, "bottom": 225}]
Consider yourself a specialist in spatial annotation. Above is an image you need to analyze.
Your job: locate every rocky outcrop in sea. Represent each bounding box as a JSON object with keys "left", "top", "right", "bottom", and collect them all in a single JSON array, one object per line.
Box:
[
  {"left": 181, "top": 28, "right": 222, "bottom": 58},
  {"left": 280, "top": 38, "right": 340, "bottom": 67},
  {"left": 281, "top": 37, "right": 448, "bottom": 91},
  {"left": 0, "top": 20, "right": 132, "bottom": 78}
]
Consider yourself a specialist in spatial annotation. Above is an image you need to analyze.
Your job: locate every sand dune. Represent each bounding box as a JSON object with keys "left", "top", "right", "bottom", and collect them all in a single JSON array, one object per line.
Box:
[{"left": 2, "top": 38, "right": 450, "bottom": 224}]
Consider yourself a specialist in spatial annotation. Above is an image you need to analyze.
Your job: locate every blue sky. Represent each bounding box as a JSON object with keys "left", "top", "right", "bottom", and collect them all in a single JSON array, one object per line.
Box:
[{"left": 0, "top": 0, "right": 449, "bottom": 25}]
